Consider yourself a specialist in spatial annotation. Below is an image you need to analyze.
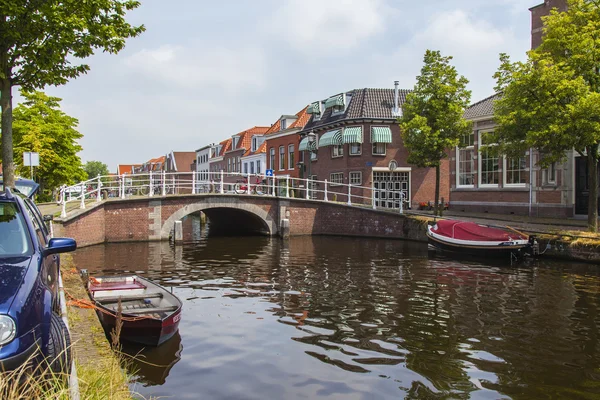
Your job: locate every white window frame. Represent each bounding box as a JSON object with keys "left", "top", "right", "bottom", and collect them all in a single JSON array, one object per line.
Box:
[
  {"left": 478, "top": 130, "right": 500, "bottom": 187},
  {"left": 250, "top": 161, "right": 255, "bottom": 175},
  {"left": 349, "top": 143, "right": 361, "bottom": 156},
  {"left": 543, "top": 162, "right": 557, "bottom": 185},
  {"left": 330, "top": 172, "right": 344, "bottom": 186},
  {"left": 269, "top": 148, "right": 275, "bottom": 170},
  {"left": 279, "top": 146, "right": 285, "bottom": 171},
  {"left": 456, "top": 132, "right": 475, "bottom": 188},
  {"left": 503, "top": 153, "right": 527, "bottom": 187},
  {"left": 349, "top": 171, "right": 362, "bottom": 185},
  {"left": 372, "top": 143, "right": 386, "bottom": 156},
  {"left": 244, "top": 162, "right": 248, "bottom": 174},
  {"left": 288, "top": 144, "right": 295, "bottom": 170},
  {"left": 332, "top": 144, "right": 344, "bottom": 158},
  {"left": 280, "top": 119, "right": 287, "bottom": 130},
  {"left": 257, "top": 160, "right": 261, "bottom": 174}
]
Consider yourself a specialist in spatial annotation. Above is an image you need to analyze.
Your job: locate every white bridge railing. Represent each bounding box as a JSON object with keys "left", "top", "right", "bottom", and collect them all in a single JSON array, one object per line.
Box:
[{"left": 58, "top": 171, "right": 408, "bottom": 218}]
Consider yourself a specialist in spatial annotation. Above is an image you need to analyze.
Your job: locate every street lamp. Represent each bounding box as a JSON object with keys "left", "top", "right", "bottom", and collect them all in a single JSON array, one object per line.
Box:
[{"left": 307, "top": 131, "right": 316, "bottom": 198}]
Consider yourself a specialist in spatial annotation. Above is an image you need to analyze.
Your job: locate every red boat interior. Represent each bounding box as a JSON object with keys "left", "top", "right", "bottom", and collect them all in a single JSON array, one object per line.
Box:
[
  {"left": 432, "top": 220, "right": 525, "bottom": 241},
  {"left": 89, "top": 279, "right": 146, "bottom": 292}
]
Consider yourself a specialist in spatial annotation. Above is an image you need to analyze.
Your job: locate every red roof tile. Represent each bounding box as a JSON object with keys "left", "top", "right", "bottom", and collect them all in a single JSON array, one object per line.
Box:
[
  {"left": 219, "top": 139, "right": 232, "bottom": 156},
  {"left": 117, "top": 164, "right": 141, "bottom": 175},
  {"left": 289, "top": 106, "right": 310, "bottom": 129},
  {"left": 172, "top": 152, "right": 195, "bottom": 172},
  {"left": 234, "top": 126, "right": 269, "bottom": 151}
]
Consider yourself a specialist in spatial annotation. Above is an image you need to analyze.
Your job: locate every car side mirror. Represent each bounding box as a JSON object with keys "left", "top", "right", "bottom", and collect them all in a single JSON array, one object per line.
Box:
[
  {"left": 44, "top": 237, "right": 77, "bottom": 256},
  {"left": 43, "top": 215, "right": 54, "bottom": 222}
]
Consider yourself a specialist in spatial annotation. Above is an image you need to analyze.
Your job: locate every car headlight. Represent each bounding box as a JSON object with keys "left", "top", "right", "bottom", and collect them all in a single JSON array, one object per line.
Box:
[{"left": 0, "top": 315, "right": 16, "bottom": 345}]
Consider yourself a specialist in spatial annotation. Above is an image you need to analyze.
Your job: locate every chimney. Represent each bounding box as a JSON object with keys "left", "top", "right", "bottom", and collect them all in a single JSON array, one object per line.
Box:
[{"left": 393, "top": 81, "right": 401, "bottom": 117}]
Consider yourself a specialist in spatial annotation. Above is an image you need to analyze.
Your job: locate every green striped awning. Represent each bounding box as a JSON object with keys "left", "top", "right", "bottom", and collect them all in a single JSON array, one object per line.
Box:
[
  {"left": 299, "top": 136, "right": 319, "bottom": 151},
  {"left": 371, "top": 127, "right": 393, "bottom": 143},
  {"left": 319, "top": 129, "right": 342, "bottom": 147},
  {"left": 307, "top": 102, "right": 321, "bottom": 115},
  {"left": 342, "top": 127, "right": 363, "bottom": 144},
  {"left": 324, "top": 94, "right": 344, "bottom": 109}
]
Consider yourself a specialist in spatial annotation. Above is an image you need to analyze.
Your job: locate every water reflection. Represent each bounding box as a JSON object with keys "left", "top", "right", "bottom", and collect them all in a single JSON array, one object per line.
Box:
[
  {"left": 123, "top": 332, "right": 183, "bottom": 386},
  {"left": 73, "top": 228, "right": 600, "bottom": 399}
]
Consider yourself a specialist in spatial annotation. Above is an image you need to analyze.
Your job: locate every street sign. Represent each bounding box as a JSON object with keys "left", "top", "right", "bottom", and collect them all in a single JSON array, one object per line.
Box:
[
  {"left": 23, "top": 152, "right": 39, "bottom": 167},
  {"left": 265, "top": 169, "right": 274, "bottom": 177}
]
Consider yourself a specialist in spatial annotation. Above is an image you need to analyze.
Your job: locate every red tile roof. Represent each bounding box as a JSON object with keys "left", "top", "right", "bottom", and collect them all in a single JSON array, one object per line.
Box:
[
  {"left": 117, "top": 164, "right": 141, "bottom": 175},
  {"left": 242, "top": 141, "right": 267, "bottom": 157},
  {"left": 290, "top": 106, "right": 310, "bottom": 129},
  {"left": 219, "top": 139, "right": 232, "bottom": 156},
  {"left": 264, "top": 120, "right": 281, "bottom": 135},
  {"left": 233, "top": 126, "right": 269, "bottom": 151}
]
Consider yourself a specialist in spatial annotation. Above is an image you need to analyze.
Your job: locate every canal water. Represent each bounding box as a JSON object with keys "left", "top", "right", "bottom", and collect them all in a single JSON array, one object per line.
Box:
[{"left": 72, "top": 217, "right": 600, "bottom": 399}]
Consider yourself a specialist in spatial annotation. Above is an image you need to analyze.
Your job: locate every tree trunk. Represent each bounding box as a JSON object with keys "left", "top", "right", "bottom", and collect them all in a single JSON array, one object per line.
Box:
[
  {"left": 434, "top": 164, "right": 440, "bottom": 216},
  {"left": 587, "top": 146, "right": 599, "bottom": 233},
  {"left": 0, "top": 75, "right": 14, "bottom": 188}
]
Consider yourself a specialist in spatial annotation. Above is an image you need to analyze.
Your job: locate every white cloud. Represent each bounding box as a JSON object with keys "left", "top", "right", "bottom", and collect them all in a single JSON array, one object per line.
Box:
[
  {"left": 266, "top": 0, "right": 386, "bottom": 55},
  {"left": 124, "top": 44, "right": 268, "bottom": 92},
  {"left": 373, "top": 8, "right": 529, "bottom": 102}
]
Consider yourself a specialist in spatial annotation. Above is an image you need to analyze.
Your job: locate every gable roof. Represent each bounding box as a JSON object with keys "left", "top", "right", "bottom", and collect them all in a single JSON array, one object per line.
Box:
[
  {"left": 289, "top": 106, "right": 310, "bottom": 129},
  {"left": 232, "top": 126, "right": 269, "bottom": 151},
  {"left": 243, "top": 140, "right": 267, "bottom": 157},
  {"left": 117, "top": 164, "right": 140, "bottom": 175},
  {"left": 303, "top": 88, "right": 411, "bottom": 132},
  {"left": 219, "top": 139, "right": 232, "bottom": 156},
  {"left": 464, "top": 93, "right": 501, "bottom": 120}
]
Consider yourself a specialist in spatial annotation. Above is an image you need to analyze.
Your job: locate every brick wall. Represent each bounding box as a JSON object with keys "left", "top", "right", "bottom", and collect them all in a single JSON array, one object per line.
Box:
[
  {"left": 265, "top": 133, "right": 302, "bottom": 179},
  {"left": 530, "top": 0, "right": 568, "bottom": 49},
  {"left": 56, "top": 196, "right": 430, "bottom": 246}
]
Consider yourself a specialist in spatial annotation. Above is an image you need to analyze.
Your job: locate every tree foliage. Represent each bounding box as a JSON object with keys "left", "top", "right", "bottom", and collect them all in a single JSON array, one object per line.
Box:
[
  {"left": 13, "top": 90, "right": 86, "bottom": 199},
  {"left": 400, "top": 50, "right": 472, "bottom": 215},
  {"left": 0, "top": 0, "right": 144, "bottom": 188},
  {"left": 84, "top": 160, "right": 110, "bottom": 180},
  {"left": 493, "top": 0, "right": 600, "bottom": 231}
]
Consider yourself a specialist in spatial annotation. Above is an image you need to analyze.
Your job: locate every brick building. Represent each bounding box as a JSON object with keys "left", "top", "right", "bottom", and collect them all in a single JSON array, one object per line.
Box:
[
  {"left": 164, "top": 151, "right": 195, "bottom": 193},
  {"left": 264, "top": 106, "right": 310, "bottom": 179},
  {"left": 530, "top": 0, "right": 567, "bottom": 49},
  {"left": 450, "top": 94, "right": 573, "bottom": 217},
  {"left": 298, "top": 84, "right": 445, "bottom": 210},
  {"left": 221, "top": 126, "right": 269, "bottom": 187}
]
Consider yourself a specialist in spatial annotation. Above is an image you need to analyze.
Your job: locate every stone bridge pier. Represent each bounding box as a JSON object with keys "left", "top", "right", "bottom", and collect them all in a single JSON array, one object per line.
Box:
[{"left": 54, "top": 194, "right": 428, "bottom": 247}]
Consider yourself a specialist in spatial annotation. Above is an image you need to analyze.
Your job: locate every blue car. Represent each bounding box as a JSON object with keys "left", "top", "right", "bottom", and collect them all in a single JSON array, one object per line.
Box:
[{"left": 0, "top": 184, "right": 77, "bottom": 373}]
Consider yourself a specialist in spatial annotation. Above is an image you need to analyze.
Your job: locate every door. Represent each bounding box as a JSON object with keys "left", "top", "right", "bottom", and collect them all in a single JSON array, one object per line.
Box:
[
  {"left": 575, "top": 156, "right": 600, "bottom": 215},
  {"left": 373, "top": 171, "right": 410, "bottom": 210}
]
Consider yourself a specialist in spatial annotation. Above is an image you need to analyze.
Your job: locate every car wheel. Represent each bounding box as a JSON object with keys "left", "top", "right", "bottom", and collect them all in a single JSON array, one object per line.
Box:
[{"left": 47, "top": 314, "right": 72, "bottom": 375}]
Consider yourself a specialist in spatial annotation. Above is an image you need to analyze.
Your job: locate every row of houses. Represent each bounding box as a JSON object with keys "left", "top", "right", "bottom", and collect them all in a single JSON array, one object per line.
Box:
[{"left": 116, "top": 0, "right": 587, "bottom": 218}]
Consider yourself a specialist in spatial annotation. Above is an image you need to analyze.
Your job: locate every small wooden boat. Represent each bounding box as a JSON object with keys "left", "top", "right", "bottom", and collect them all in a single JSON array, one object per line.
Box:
[
  {"left": 86, "top": 274, "right": 182, "bottom": 346},
  {"left": 427, "top": 219, "right": 537, "bottom": 259}
]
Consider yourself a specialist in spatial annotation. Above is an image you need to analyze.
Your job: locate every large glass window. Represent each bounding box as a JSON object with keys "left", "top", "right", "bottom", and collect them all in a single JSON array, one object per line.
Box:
[
  {"left": 372, "top": 143, "right": 386, "bottom": 155},
  {"left": 256, "top": 160, "right": 261, "bottom": 174},
  {"left": 332, "top": 145, "right": 343, "bottom": 158},
  {"left": 350, "top": 143, "right": 361, "bottom": 155},
  {"left": 279, "top": 146, "right": 285, "bottom": 170},
  {"left": 250, "top": 161, "right": 255, "bottom": 175},
  {"left": 269, "top": 148, "right": 275, "bottom": 170},
  {"left": 288, "top": 145, "right": 295, "bottom": 170},
  {"left": 330, "top": 172, "right": 343, "bottom": 185},
  {"left": 505, "top": 155, "right": 527, "bottom": 185},
  {"left": 349, "top": 171, "right": 362, "bottom": 185},
  {"left": 457, "top": 132, "right": 475, "bottom": 187},
  {"left": 479, "top": 132, "right": 499, "bottom": 186}
]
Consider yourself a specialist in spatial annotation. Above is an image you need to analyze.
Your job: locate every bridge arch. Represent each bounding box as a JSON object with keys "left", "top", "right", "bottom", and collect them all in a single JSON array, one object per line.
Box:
[{"left": 159, "top": 198, "right": 276, "bottom": 239}]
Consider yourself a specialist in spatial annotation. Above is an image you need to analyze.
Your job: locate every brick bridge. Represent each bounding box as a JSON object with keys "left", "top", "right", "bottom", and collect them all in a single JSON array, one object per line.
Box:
[{"left": 54, "top": 194, "right": 428, "bottom": 247}]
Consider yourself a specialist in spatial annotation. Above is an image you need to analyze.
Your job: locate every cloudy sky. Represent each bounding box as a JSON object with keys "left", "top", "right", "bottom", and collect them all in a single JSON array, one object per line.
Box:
[{"left": 23, "top": 0, "right": 535, "bottom": 171}]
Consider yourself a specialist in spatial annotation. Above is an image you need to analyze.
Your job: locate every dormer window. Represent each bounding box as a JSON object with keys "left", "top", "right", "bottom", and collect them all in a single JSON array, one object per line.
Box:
[
  {"left": 307, "top": 101, "right": 322, "bottom": 121},
  {"left": 280, "top": 119, "right": 287, "bottom": 130},
  {"left": 324, "top": 93, "right": 346, "bottom": 115},
  {"left": 252, "top": 137, "right": 257, "bottom": 152},
  {"left": 233, "top": 137, "right": 239, "bottom": 148}
]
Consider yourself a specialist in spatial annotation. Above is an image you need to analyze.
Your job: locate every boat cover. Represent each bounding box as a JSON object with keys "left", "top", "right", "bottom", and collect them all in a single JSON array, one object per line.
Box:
[{"left": 432, "top": 220, "right": 525, "bottom": 242}]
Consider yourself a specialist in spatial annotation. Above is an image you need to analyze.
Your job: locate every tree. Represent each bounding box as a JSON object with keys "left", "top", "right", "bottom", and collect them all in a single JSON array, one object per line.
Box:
[
  {"left": 13, "top": 90, "right": 86, "bottom": 200},
  {"left": 84, "top": 160, "right": 110, "bottom": 180},
  {"left": 493, "top": 0, "right": 600, "bottom": 232},
  {"left": 0, "top": 0, "right": 144, "bottom": 188},
  {"left": 400, "top": 50, "right": 472, "bottom": 216}
]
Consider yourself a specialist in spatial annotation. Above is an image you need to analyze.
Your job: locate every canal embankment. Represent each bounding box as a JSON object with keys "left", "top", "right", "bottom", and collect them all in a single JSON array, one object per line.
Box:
[{"left": 60, "top": 254, "right": 133, "bottom": 399}]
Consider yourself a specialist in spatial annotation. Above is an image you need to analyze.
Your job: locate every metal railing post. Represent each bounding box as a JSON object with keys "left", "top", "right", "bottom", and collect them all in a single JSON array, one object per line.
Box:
[
  {"left": 192, "top": 172, "right": 196, "bottom": 194},
  {"left": 220, "top": 171, "right": 224, "bottom": 194},
  {"left": 399, "top": 193, "right": 404, "bottom": 214},
  {"left": 247, "top": 173, "right": 251, "bottom": 195},
  {"left": 324, "top": 179, "right": 328, "bottom": 202},
  {"left": 149, "top": 170, "right": 154, "bottom": 197},
  {"left": 119, "top": 175, "right": 124, "bottom": 199},
  {"left": 347, "top": 183, "right": 352, "bottom": 206},
  {"left": 172, "top": 175, "right": 176, "bottom": 194},
  {"left": 286, "top": 176, "right": 290, "bottom": 198},
  {"left": 162, "top": 171, "right": 166, "bottom": 196},
  {"left": 306, "top": 178, "right": 309, "bottom": 199},
  {"left": 96, "top": 175, "right": 101, "bottom": 202},
  {"left": 372, "top": 188, "right": 376, "bottom": 210},
  {"left": 61, "top": 188, "right": 67, "bottom": 218},
  {"left": 80, "top": 183, "right": 86, "bottom": 209},
  {"left": 272, "top": 176, "right": 276, "bottom": 196}
]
